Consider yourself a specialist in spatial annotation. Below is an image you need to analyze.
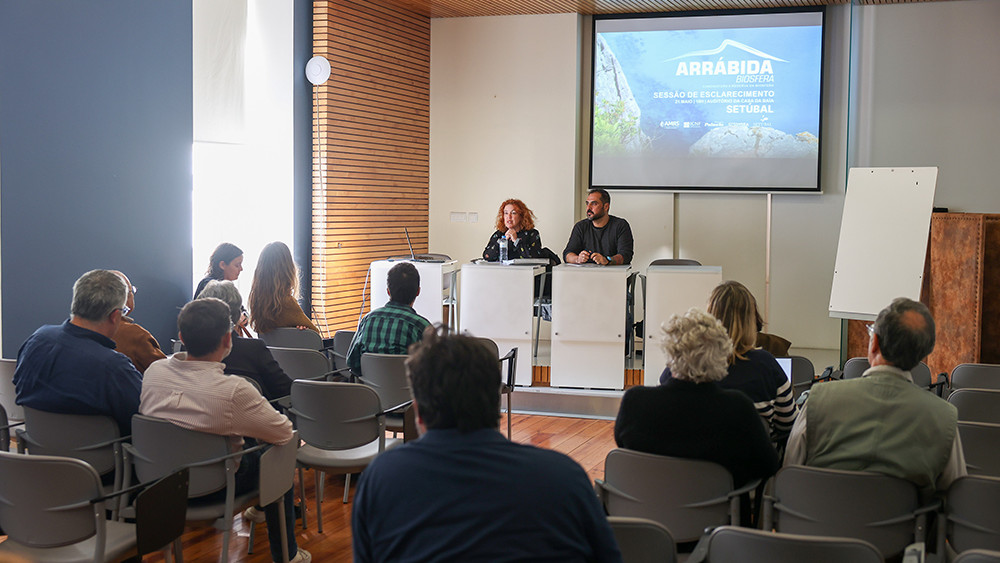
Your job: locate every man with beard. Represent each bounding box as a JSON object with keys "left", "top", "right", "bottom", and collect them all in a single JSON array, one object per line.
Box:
[{"left": 563, "top": 188, "right": 634, "bottom": 266}]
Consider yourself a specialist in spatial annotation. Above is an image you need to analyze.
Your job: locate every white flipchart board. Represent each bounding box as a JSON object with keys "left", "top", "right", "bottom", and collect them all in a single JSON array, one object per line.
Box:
[
  {"left": 830, "top": 167, "right": 938, "bottom": 321},
  {"left": 643, "top": 265, "right": 723, "bottom": 386}
]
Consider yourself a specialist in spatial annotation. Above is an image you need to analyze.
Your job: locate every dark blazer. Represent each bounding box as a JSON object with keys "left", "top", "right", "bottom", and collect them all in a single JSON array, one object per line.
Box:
[
  {"left": 614, "top": 375, "right": 779, "bottom": 487},
  {"left": 222, "top": 334, "right": 291, "bottom": 400}
]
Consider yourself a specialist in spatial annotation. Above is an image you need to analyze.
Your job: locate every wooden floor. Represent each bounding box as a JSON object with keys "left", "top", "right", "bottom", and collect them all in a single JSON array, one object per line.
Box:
[{"left": 143, "top": 413, "right": 615, "bottom": 562}]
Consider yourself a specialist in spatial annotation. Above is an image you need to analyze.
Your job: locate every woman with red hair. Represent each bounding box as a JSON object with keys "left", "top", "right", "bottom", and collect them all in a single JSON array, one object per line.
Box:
[{"left": 482, "top": 199, "right": 544, "bottom": 261}]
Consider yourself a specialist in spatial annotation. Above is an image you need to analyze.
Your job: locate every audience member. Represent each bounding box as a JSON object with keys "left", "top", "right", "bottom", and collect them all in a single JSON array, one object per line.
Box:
[
  {"left": 14, "top": 269, "right": 142, "bottom": 435},
  {"left": 563, "top": 188, "right": 634, "bottom": 266},
  {"left": 194, "top": 242, "right": 244, "bottom": 300},
  {"left": 248, "top": 241, "right": 319, "bottom": 335},
  {"left": 197, "top": 280, "right": 291, "bottom": 400},
  {"left": 110, "top": 270, "right": 166, "bottom": 373},
  {"left": 482, "top": 198, "right": 545, "bottom": 261},
  {"left": 346, "top": 262, "right": 429, "bottom": 377},
  {"left": 352, "top": 326, "right": 621, "bottom": 562},
  {"left": 784, "top": 297, "right": 965, "bottom": 499},
  {"left": 661, "top": 281, "right": 797, "bottom": 439},
  {"left": 140, "top": 298, "right": 309, "bottom": 563},
  {"left": 615, "top": 308, "right": 779, "bottom": 488}
]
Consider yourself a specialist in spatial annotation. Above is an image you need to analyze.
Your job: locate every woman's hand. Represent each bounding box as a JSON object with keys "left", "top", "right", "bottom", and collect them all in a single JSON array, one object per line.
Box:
[{"left": 505, "top": 228, "right": 519, "bottom": 243}]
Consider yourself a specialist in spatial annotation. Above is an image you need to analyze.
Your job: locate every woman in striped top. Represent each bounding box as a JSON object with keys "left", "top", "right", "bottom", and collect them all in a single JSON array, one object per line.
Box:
[
  {"left": 708, "top": 281, "right": 798, "bottom": 441},
  {"left": 662, "top": 280, "right": 798, "bottom": 442}
]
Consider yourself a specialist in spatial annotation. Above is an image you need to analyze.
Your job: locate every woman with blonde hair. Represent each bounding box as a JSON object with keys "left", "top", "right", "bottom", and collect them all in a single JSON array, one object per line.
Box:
[
  {"left": 669, "top": 280, "right": 797, "bottom": 439},
  {"left": 247, "top": 241, "right": 319, "bottom": 335},
  {"left": 614, "top": 308, "right": 778, "bottom": 488},
  {"left": 482, "top": 198, "right": 544, "bottom": 261}
]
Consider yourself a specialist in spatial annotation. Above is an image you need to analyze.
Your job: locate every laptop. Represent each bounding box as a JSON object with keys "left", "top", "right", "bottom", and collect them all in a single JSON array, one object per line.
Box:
[
  {"left": 775, "top": 357, "right": 793, "bottom": 384},
  {"left": 387, "top": 227, "right": 446, "bottom": 263}
]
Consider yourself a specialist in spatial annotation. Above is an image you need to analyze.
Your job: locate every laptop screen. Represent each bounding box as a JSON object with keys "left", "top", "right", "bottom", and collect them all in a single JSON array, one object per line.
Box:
[{"left": 775, "top": 357, "right": 793, "bottom": 383}]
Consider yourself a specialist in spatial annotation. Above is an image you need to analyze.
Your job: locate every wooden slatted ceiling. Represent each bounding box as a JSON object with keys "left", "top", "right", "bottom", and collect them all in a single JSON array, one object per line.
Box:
[
  {"left": 311, "top": 0, "right": 430, "bottom": 334},
  {"left": 386, "top": 0, "right": 955, "bottom": 18}
]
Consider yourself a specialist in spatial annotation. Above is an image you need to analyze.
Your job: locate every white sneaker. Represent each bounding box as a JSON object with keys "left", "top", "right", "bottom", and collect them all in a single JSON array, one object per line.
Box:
[
  {"left": 243, "top": 506, "right": 266, "bottom": 524},
  {"left": 288, "top": 548, "right": 312, "bottom": 563}
]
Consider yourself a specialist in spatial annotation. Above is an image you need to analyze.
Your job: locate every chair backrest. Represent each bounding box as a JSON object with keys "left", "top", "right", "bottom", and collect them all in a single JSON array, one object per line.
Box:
[
  {"left": 332, "top": 330, "right": 355, "bottom": 371},
  {"left": 359, "top": 353, "right": 410, "bottom": 412},
  {"left": 268, "top": 346, "right": 331, "bottom": 381},
  {"left": 607, "top": 516, "right": 677, "bottom": 563},
  {"left": 949, "top": 389, "right": 1000, "bottom": 424},
  {"left": 471, "top": 336, "right": 516, "bottom": 389},
  {"left": 289, "top": 381, "right": 384, "bottom": 451},
  {"left": 788, "top": 356, "right": 815, "bottom": 400},
  {"left": 955, "top": 550, "right": 1000, "bottom": 563},
  {"left": 128, "top": 414, "right": 233, "bottom": 498},
  {"left": 945, "top": 475, "right": 1000, "bottom": 554},
  {"left": 649, "top": 258, "right": 702, "bottom": 267},
  {"left": 952, "top": 364, "right": 1000, "bottom": 391},
  {"left": 842, "top": 357, "right": 868, "bottom": 380},
  {"left": 18, "top": 406, "right": 121, "bottom": 475},
  {"left": 693, "top": 526, "right": 882, "bottom": 563},
  {"left": 598, "top": 448, "right": 737, "bottom": 543},
  {"left": 843, "top": 357, "right": 934, "bottom": 388},
  {"left": 957, "top": 422, "right": 1000, "bottom": 477},
  {"left": 0, "top": 450, "right": 104, "bottom": 551},
  {"left": 767, "top": 465, "right": 922, "bottom": 559},
  {"left": 258, "top": 327, "right": 324, "bottom": 350}
]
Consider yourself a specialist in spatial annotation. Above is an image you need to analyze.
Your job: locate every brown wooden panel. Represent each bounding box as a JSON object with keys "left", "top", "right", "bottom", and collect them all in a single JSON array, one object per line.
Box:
[{"left": 312, "top": 0, "right": 430, "bottom": 334}]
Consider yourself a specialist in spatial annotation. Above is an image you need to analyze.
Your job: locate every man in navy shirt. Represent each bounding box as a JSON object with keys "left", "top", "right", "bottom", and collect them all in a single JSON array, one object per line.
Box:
[
  {"left": 14, "top": 269, "right": 143, "bottom": 435},
  {"left": 352, "top": 327, "right": 621, "bottom": 562}
]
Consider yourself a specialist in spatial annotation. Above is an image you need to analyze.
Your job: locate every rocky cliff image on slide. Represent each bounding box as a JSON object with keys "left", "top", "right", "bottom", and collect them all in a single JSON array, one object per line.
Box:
[
  {"left": 689, "top": 125, "right": 818, "bottom": 158},
  {"left": 593, "top": 35, "right": 651, "bottom": 154}
]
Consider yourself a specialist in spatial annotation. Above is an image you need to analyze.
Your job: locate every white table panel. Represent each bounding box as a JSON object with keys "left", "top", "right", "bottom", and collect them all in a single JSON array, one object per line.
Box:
[
  {"left": 550, "top": 265, "right": 632, "bottom": 389},
  {"left": 459, "top": 262, "right": 541, "bottom": 386},
  {"left": 370, "top": 259, "right": 458, "bottom": 327},
  {"left": 643, "top": 265, "right": 722, "bottom": 385}
]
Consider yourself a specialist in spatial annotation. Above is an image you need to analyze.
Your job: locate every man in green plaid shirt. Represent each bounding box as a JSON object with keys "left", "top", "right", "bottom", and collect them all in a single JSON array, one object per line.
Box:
[{"left": 347, "top": 262, "right": 431, "bottom": 376}]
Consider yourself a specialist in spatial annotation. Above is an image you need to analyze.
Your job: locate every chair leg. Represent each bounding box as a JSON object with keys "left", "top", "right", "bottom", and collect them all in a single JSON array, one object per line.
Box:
[
  {"left": 174, "top": 537, "right": 184, "bottom": 563},
  {"left": 506, "top": 391, "right": 512, "bottom": 439},
  {"left": 298, "top": 466, "right": 307, "bottom": 530},
  {"left": 248, "top": 519, "right": 255, "bottom": 553},
  {"left": 220, "top": 528, "right": 231, "bottom": 563},
  {"left": 278, "top": 498, "right": 290, "bottom": 563},
  {"left": 317, "top": 470, "right": 324, "bottom": 534},
  {"left": 343, "top": 473, "right": 352, "bottom": 503}
]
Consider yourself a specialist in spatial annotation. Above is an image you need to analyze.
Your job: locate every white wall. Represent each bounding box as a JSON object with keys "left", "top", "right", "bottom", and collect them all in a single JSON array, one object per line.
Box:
[
  {"left": 430, "top": 14, "right": 583, "bottom": 263},
  {"left": 428, "top": 0, "right": 1000, "bottom": 354}
]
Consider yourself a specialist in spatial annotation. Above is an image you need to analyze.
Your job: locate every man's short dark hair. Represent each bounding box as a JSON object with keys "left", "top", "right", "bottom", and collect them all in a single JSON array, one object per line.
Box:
[
  {"left": 71, "top": 269, "right": 127, "bottom": 322},
  {"left": 874, "top": 297, "right": 935, "bottom": 371},
  {"left": 178, "top": 298, "right": 232, "bottom": 357},
  {"left": 388, "top": 262, "right": 420, "bottom": 305},
  {"left": 406, "top": 326, "right": 500, "bottom": 432},
  {"left": 589, "top": 188, "right": 611, "bottom": 206}
]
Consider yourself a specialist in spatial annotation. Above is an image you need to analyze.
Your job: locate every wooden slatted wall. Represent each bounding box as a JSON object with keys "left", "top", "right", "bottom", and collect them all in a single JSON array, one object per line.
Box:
[{"left": 311, "top": 0, "right": 430, "bottom": 334}]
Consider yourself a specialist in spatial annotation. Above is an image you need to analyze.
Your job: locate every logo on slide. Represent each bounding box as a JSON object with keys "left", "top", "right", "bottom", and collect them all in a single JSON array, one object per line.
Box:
[
  {"left": 665, "top": 39, "right": 788, "bottom": 63},
  {"left": 666, "top": 40, "right": 787, "bottom": 78}
]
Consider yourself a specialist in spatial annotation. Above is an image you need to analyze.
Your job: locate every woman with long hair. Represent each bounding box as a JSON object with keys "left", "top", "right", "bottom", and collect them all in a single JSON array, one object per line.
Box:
[
  {"left": 482, "top": 198, "right": 544, "bottom": 261},
  {"left": 682, "top": 280, "right": 798, "bottom": 439},
  {"left": 247, "top": 241, "right": 319, "bottom": 334}
]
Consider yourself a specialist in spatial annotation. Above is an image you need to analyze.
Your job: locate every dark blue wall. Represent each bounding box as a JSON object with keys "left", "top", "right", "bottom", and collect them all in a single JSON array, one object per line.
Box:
[
  {"left": 0, "top": 1, "right": 193, "bottom": 357},
  {"left": 294, "top": 0, "right": 314, "bottom": 317}
]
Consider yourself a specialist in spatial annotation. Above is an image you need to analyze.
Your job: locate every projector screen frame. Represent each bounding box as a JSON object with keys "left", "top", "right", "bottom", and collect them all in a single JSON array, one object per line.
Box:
[{"left": 589, "top": 6, "right": 828, "bottom": 195}]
